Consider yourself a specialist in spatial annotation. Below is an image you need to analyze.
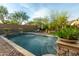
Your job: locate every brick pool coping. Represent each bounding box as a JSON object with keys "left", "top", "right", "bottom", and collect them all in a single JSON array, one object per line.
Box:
[{"left": 0, "top": 36, "right": 35, "bottom": 56}]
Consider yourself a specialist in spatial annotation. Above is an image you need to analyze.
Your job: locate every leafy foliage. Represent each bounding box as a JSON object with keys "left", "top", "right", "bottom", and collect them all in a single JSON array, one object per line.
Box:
[
  {"left": 10, "top": 11, "right": 29, "bottom": 24},
  {"left": 54, "top": 26, "right": 79, "bottom": 40},
  {"left": 0, "top": 6, "right": 8, "bottom": 23},
  {"left": 50, "top": 11, "right": 68, "bottom": 31},
  {"left": 28, "top": 17, "right": 49, "bottom": 30},
  {"left": 3, "top": 20, "right": 19, "bottom": 24}
]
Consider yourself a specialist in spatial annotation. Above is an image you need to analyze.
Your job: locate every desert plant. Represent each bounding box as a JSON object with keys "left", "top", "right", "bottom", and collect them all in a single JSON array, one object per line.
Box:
[{"left": 54, "top": 26, "right": 79, "bottom": 40}]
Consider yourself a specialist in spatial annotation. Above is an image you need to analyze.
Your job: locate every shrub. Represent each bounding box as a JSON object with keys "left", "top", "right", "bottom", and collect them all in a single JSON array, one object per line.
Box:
[{"left": 54, "top": 26, "right": 79, "bottom": 40}]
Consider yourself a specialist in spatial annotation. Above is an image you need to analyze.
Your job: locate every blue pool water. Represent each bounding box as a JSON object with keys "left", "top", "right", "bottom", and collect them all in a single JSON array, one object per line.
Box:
[{"left": 6, "top": 33, "right": 57, "bottom": 56}]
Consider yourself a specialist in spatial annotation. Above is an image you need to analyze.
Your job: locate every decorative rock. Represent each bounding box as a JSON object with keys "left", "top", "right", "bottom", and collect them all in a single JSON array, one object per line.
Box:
[{"left": 57, "top": 40, "right": 79, "bottom": 56}]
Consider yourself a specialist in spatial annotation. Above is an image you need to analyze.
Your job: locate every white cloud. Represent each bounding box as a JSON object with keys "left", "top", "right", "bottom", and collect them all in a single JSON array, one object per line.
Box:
[{"left": 31, "top": 8, "right": 50, "bottom": 19}]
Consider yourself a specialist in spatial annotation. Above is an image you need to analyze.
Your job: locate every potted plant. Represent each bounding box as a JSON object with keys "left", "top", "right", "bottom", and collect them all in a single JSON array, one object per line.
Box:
[{"left": 54, "top": 26, "right": 79, "bottom": 43}]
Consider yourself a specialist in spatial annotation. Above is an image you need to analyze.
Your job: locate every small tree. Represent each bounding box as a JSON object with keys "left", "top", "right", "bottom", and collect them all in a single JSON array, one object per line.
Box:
[
  {"left": 28, "top": 17, "right": 49, "bottom": 32},
  {"left": 50, "top": 11, "right": 68, "bottom": 31},
  {"left": 0, "top": 6, "right": 8, "bottom": 23}
]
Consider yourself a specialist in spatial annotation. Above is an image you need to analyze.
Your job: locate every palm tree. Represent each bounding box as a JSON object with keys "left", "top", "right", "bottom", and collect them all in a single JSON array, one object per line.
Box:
[
  {"left": 10, "top": 11, "right": 29, "bottom": 24},
  {"left": 0, "top": 6, "right": 8, "bottom": 23}
]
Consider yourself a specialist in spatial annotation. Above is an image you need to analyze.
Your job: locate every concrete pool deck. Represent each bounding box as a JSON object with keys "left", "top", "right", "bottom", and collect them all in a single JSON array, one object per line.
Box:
[{"left": 0, "top": 36, "right": 35, "bottom": 56}]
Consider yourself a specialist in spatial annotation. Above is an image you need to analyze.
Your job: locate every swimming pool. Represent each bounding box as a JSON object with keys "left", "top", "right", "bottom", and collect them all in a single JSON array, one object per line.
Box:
[{"left": 6, "top": 33, "right": 57, "bottom": 56}]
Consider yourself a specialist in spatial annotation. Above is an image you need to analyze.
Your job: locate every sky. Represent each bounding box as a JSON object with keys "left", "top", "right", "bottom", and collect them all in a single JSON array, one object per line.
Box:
[{"left": 0, "top": 3, "right": 79, "bottom": 21}]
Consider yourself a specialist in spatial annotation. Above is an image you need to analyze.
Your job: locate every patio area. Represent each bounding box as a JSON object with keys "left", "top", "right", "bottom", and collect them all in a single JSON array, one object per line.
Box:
[{"left": 0, "top": 37, "right": 24, "bottom": 56}]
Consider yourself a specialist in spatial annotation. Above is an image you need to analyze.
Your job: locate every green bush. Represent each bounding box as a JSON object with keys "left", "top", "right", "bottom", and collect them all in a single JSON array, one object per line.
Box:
[{"left": 54, "top": 26, "right": 79, "bottom": 40}]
